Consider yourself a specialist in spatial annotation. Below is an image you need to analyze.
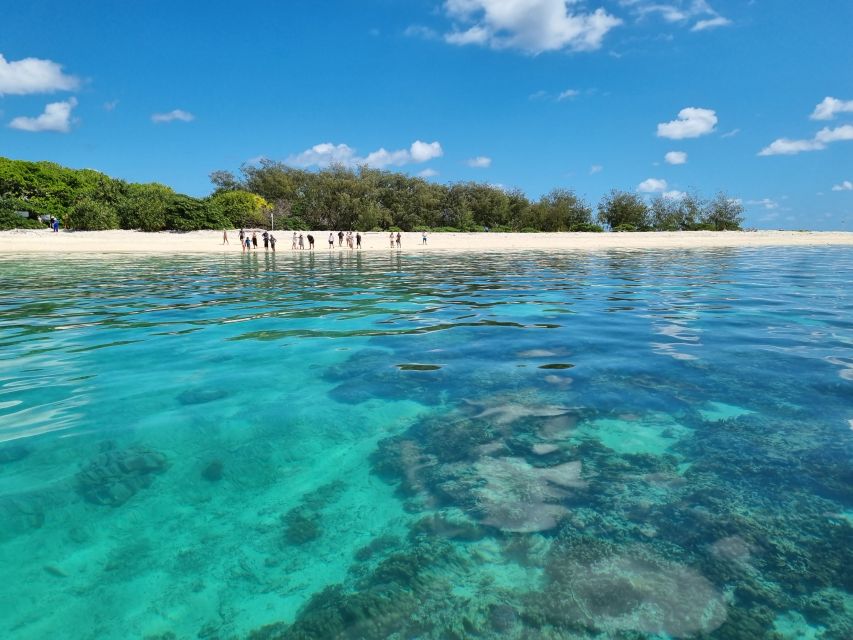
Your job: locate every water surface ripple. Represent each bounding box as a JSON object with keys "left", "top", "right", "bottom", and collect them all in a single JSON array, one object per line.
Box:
[{"left": 0, "top": 248, "right": 851, "bottom": 639}]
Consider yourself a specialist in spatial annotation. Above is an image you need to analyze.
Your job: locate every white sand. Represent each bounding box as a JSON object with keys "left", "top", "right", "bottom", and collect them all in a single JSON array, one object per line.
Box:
[{"left": 1, "top": 228, "right": 852, "bottom": 254}]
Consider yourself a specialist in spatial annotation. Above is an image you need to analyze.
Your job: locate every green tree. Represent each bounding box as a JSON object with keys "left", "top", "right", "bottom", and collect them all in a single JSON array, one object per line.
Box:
[
  {"left": 208, "top": 190, "right": 270, "bottom": 228},
  {"left": 702, "top": 192, "right": 744, "bottom": 230},
  {"left": 118, "top": 183, "right": 174, "bottom": 231},
  {"left": 65, "top": 197, "right": 119, "bottom": 230},
  {"left": 597, "top": 190, "right": 650, "bottom": 231}
]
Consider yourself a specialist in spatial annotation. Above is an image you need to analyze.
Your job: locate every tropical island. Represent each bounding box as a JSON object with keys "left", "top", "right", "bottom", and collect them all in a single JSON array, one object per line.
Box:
[{"left": 1, "top": 156, "right": 745, "bottom": 233}]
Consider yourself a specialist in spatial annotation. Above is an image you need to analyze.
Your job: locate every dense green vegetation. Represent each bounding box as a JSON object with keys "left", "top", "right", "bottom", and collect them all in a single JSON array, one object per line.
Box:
[{"left": 0, "top": 156, "right": 744, "bottom": 232}]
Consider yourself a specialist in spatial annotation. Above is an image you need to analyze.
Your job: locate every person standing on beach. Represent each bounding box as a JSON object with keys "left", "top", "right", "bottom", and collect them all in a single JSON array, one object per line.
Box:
[
  {"left": 252, "top": 232, "right": 258, "bottom": 249},
  {"left": 52, "top": 218, "right": 60, "bottom": 232},
  {"left": 239, "top": 228, "right": 245, "bottom": 244},
  {"left": 338, "top": 230, "right": 344, "bottom": 247},
  {"left": 298, "top": 233, "right": 304, "bottom": 249},
  {"left": 269, "top": 235, "right": 276, "bottom": 252},
  {"left": 389, "top": 232, "right": 395, "bottom": 248},
  {"left": 356, "top": 232, "right": 361, "bottom": 249},
  {"left": 223, "top": 230, "right": 229, "bottom": 245},
  {"left": 328, "top": 232, "right": 335, "bottom": 249},
  {"left": 243, "top": 236, "right": 251, "bottom": 252},
  {"left": 262, "top": 230, "right": 269, "bottom": 250},
  {"left": 422, "top": 231, "right": 427, "bottom": 245},
  {"left": 292, "top": 232, "right": 298, "bottom": 250},
  {"left": 396, "top": 232, "right": 401, "bottom": 249},
  {"left": 307, "top": 233, "right": 315, "bottom": 250}
]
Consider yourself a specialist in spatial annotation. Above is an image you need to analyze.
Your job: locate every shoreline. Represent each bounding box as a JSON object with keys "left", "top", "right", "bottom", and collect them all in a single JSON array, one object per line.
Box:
[{"left": 1, "top": 229, "right": 852, "bottom": 254}]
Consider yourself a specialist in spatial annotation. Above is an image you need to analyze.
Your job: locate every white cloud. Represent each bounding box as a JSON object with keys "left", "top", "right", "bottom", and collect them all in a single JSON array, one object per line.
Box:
[
  {"left": 663, "top": 190, "right": 686, "bottom": 200},
  {"left": 759, "top": 125, "right": 853, "bottom": 156},
  {"left": 467, "top": 155, "right": 492, "bottom": 168},
  {"left": 692, "top": 16, "right": 731, "bottom": 31},
  {"left": 832, "top": 180, "right": 853, "bottom": 192},
  {"left": 410, "top": 140, "right": 443, "bottom": 162},
  {"left": 419, "top": 168, "right": 439, "bottom": 178},
  {"left": 151, "top": 109, "right": 194, "bottom": 123},
  {"left": 589, "top": 164, "right": 603, "bottom": 174},
  {"left": 638, "top": 178, "right": 667, "bottom": 193},
  {"left": 657, "top": 107, "right": 717, "bottom": 139},
  {"left": 746, "top": 198, "right": 779, "bottom": 210},
  {"left": 442, "top": 0, "right": 622, "bottom": 54},
  {"left": 103, "top": 100, "right": 119, "bottom": 111},
  {"left": 288, "top": 140, "right": 443, "bottom": 169},
  {"left": 664, "top": 150, "right": 687, "bottom": 165},
  {"left": 404, "top": 25, "right": 439, "bottom": 39},
  {"left": 810, "top": 97, "right": 853, "bottom": 121},
  {"left": 758, "top": 137, "right": 824, "bottom": 156},
  {"left": 557, "top": 88, "right": 580, "bottom": 101},
  {"left": 815, "top": 124, "right": 853, "bottom": 144},
  {"left": 621, "top": 1, "right": 732, "bottom": 32},
  {"left": 9, "top": 97, "right": 77, "bottom": 132},
  {"left": 0, "top": 53, "right": 79, "bottom": 95},
  {"left": 721, "top": 128, "right": 740, "bottom": 138}
]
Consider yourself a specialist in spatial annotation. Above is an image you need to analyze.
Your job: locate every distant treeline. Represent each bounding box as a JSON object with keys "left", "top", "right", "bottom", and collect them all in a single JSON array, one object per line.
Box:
[{"left": 0, "top": 157, "right": 744, "bottom": 232}]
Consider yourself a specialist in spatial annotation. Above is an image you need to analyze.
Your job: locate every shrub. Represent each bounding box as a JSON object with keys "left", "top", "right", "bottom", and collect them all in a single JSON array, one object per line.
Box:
[{"left": 65, "top": 198, "right": 119, "bottom": 230}]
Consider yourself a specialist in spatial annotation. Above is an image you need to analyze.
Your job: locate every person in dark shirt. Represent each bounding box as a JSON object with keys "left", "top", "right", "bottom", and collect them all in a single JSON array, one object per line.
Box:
[
  {"left": 356, "top": 232, "right": 361, "bottom": 249},
  {"left": 338, "top": 230, "right": 344, "bottom": 247},
  {"left": 307, "top": 234, "right": 315, "bottom": 249}
]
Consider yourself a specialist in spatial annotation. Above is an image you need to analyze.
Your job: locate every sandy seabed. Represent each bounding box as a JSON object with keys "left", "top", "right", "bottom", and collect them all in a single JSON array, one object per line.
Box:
[{"left": 1, "top": 228, "right": 852, "bottom": 254}]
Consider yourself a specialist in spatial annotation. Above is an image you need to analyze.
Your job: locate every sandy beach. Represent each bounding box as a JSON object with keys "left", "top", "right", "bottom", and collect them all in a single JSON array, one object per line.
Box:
[{"left": 0, "top": 229, "right": 851, "bottom": 254}]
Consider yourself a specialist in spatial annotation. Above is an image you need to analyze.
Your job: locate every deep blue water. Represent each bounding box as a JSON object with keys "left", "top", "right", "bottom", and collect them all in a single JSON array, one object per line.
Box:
[{"left": 0, "top": 248, "right": 851, "bottom": 639}]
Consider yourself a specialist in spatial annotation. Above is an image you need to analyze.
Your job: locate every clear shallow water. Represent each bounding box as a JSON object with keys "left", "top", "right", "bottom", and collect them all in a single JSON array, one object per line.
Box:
[{"left": 0, "top": 248, "right": 851, "bottom": 640}]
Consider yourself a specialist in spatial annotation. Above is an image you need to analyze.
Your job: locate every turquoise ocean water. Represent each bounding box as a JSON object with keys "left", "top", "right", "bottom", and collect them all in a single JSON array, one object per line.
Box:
[{"left": 0, "top": 247, "right": 851, "bottom": 639}]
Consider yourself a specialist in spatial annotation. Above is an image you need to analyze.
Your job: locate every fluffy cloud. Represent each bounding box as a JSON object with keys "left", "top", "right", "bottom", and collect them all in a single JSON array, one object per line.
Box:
[
  {"left": 557, "top": 88, "right": 580, "bottom": 101},
  {"left": 638, "top": 178, "right": 667, "bottom": 192},
  {"left": 0, "top": 53, "right": 79, "bottom": 95},
  {"left": 152, "top": 109, "right": 194, "bottom": 123},
  {"left": 815, "top": 124, "right": 853, "bottom": 143},
  {"left": 419, "top": 168, "right": 439, "bottom": 178},
  {"left": 589, "top": 164, "right": 603, "bottom": 174},
  {"left": 810, "top": 97, "right": 853, "bottom": 121},
  {"left": 442, "top": 0, "right": 622, "bottom": 54},
  {"left": 832, "top": 180, "right": 853, "bottom": 192},
  {"left": 9, "top": 97, "right": 77, "bottom": 132},
  {"left": 664, "top": 151, "right": 687, "bottom": 165},
  {"left": 467, "top": 156, "right": 492, "bottom": 168},
  {"left": 289, "top": 140, "right": 443, "bottom": 169},
  {"left": 759, "top": 125, "right": 853, "bottom": 156},
  {"left": 657, "top": 107, "right": 717, "bottom": 139}
]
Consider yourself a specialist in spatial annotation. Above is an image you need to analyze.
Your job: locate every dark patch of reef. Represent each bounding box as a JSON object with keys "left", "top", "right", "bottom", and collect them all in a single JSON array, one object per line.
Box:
[
  {"left": 242, "top": 343, "right": 853, "bottom": 640},
  {"left": 75, "top": 444, "right": 168, "bottom": 506}
]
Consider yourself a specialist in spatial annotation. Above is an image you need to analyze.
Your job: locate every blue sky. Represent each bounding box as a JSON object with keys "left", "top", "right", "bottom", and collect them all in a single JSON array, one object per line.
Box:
[{"left": 1, "top": 0, "right": 851, "bottom": 229}]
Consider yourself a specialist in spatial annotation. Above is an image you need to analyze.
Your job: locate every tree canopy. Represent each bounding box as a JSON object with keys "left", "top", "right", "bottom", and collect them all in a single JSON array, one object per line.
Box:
[{"left": 0, "top": 156, "right": 743, "bottom": 232}]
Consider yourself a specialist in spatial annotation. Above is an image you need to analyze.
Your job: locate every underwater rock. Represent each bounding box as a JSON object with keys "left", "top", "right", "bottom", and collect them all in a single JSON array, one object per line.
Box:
[
  {"left": 282, "top": 508, "right": 321, "bottom": 545},
  {"left": 489, "top": 604, "right": 519, "bottom": 632},
  {"left": 540, "top": 539, "right": 727, "bottom": 637},
  {"left": 176, "top": 388, "right": 226, "bottom": 405},
  {"left": 75, "top": 446, "right": 168, "bottom": 507},
  {"left": 0, "top": 443, "right": 30, "bottom": 464},
  {"left": 201, "top": 460, "right": 223, "bottom": 482},
  {"left": 471, "top": 456, "right": 585, "bottom": 533}
]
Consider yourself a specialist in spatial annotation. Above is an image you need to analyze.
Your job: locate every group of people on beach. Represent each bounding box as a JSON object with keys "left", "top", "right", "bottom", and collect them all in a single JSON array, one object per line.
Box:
[
  {"left": 223, "top": 229, "right": 429, "bottom": 251},
  {"left": 224, "top": 229, "right": 279, "bottom": 252}
]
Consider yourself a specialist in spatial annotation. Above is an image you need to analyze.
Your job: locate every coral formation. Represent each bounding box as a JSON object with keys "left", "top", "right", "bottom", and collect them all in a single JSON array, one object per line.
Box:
[
  {"left": 75, "top": 445, "right": 168, "bottom": 506},
  {"left": 201, "top": 460, "right": 223, "bottom": 482}
]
